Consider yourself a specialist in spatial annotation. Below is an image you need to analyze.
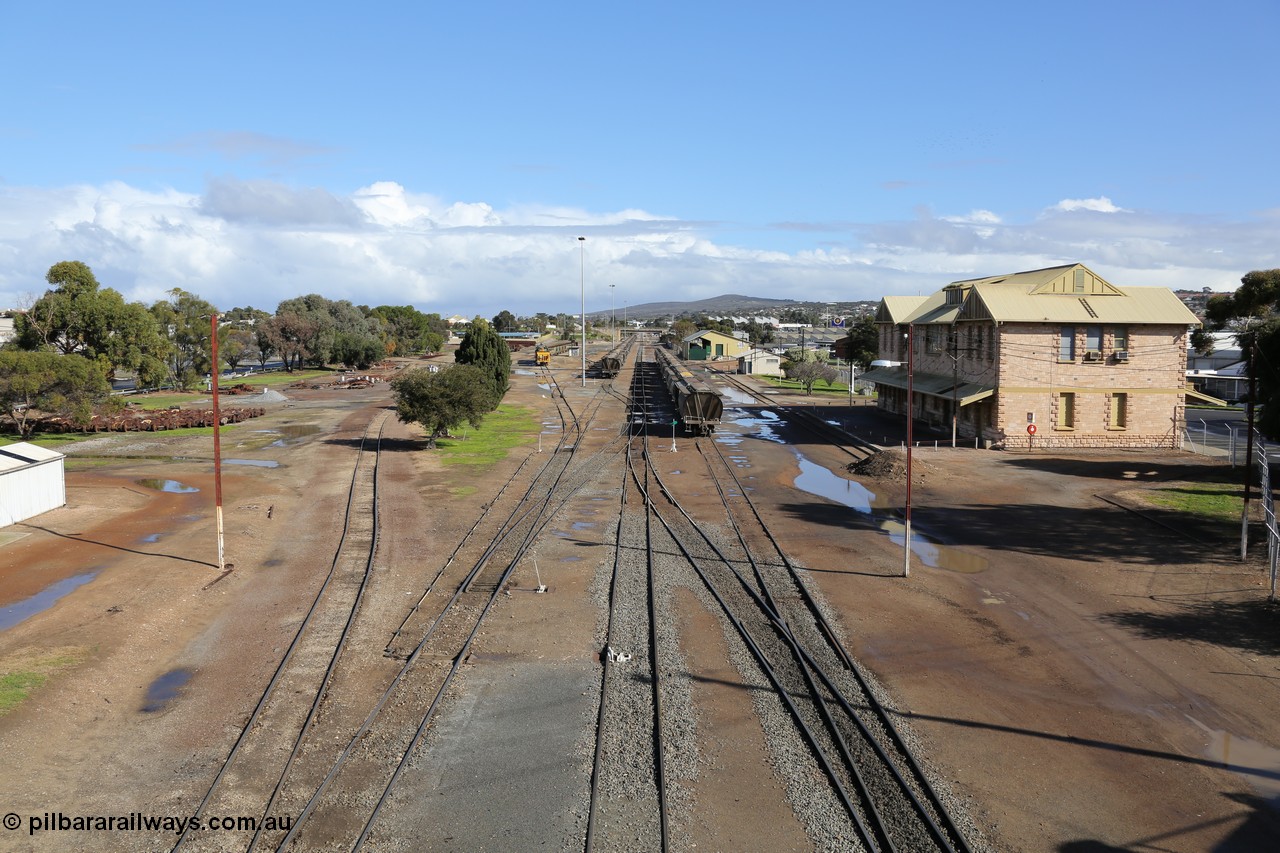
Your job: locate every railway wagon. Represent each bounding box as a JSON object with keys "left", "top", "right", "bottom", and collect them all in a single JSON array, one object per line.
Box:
[
  {"left": 655, "top": 347, "right": 723, "bottom": 435},
  {"left": 598, "top": 355, "right": 621, "bottom": 378},
  {"left": 535, "top": 347, "right": 551, "bottom": 366}
]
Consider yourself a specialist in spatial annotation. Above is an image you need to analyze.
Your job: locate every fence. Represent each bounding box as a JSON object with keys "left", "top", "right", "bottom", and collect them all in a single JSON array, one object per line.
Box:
[{"left": 1247, "top": 430, "right": 1280, "bottom": 601}]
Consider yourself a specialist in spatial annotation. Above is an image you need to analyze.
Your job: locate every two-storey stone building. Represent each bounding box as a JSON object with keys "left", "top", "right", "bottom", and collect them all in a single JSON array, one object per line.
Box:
[{"left": 861, "top": 264, "right": 1218, "bottom": 449}]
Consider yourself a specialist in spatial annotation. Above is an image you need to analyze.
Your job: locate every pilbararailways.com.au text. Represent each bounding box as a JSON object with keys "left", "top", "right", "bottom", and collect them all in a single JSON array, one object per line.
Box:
[{"left": 6, "top": 811, "right": 292, "bottom": 836}]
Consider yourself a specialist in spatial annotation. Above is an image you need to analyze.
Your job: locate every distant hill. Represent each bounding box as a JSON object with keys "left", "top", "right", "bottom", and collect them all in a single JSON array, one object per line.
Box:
[{"left": 588, "top": 293, "right": 876, "bottom": 321}]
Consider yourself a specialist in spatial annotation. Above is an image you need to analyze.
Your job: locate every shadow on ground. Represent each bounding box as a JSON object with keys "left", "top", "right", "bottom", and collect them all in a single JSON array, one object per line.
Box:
[{"left": 1100, "top": 598, "right": 1280, "bottom": 656}]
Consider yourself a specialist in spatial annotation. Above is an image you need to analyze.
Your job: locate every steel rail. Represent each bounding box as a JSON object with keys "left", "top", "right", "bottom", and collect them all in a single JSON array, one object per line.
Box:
[
  {"left": 698, "top": 437, "right": 971, "bottom": 852},
  {"left": 628, "top": 454, "right": 879, "bottom": 851},
  {"left": 276, "top": 381, "right": 624, "bottom": 851},
  {"left": 171, "top": 410, "right": 390, "bottom": 853}
]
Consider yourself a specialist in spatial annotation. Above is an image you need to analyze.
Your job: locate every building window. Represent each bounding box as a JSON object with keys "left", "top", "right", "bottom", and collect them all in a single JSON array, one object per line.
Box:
[
  {"left": 1059, "top": 326, "right": 1076, "bottom": 361},
  {"left": 1085, "top": 325, "right": 1102, "bottom": 351},
  {"left": 926, "top": 326, "right": 944, "bottom": 353},
  {"left": 1058, "top": 392, "right": 1076, "bottom": 429},
  {"left": 974, "top": 326, "right": 983, "bottom": 360},
  {"left": 1111, "top": 326, "right": 1129, "bottom": 353},
  {"left": 1110, "top": 393, "right": 1127, "bottom": 429},
  {"left": 987, "top": 323, "right": 996, "bottom": 361},
  {"left": 1074, "top": 268, "right": 1086, "bottom": 293}
]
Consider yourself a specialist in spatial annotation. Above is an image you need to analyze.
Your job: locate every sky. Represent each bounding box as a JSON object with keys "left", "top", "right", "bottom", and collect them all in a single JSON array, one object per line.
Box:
[{"left": 1, "top": 1, "right": 1277, "bottom": 320}]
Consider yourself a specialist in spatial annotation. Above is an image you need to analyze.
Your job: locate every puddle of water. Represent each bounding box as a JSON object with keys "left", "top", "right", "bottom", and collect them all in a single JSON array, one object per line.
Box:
[
  {"left": 261, "top": 424, "right": 321, "bottom": 447},
  {"left": 135, "top": 478, "right": 199, "bottom": 493},
  {"left": 141, "top": 668, "right": 192, "bottom": 713},
  {"left": 571, "top": 521, "right": 595, "bottom": 531},
  {"left": 729, "top": 410, "right": 787, "bottom": 444},
  {"left": 0, "top": 572, "right": 100, "bottom": 632},
  {"left": 720, "top": 386, "right": 757, "bottom": 404},
  {"left": 670, "top": 470, "right": 682, "bottom": 475},
  {"left": 141, "top": 533, "right": 162, "bottom": 543},
  {"left": 883, "top": 519, "right": 988, "bottom": 573},
  {"left": 1191, "top": 716, "right": 1280, "bottom": 801},
  {"left": 793, "top": 454, "right": 878, "bottom": 513},
  {"left": 224, "top": 458, "right": 280, "bottom": 468},
  {"left": 537, "top": 383, "right": 551, "bottom": 391},
  {"left": 513, "top": 369, "right": 537, "bottom": 376}
]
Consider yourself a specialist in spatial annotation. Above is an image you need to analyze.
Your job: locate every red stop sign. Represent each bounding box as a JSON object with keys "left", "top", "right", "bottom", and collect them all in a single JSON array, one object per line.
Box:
[{"left": 1027, "top": 423, "right": 1037, "bottom": 435}]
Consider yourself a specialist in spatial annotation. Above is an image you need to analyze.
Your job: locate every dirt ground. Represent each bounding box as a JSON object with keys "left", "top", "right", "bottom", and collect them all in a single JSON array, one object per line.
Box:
[{"left": 1, "top": 361, "right": 1278, "bottom": 852}]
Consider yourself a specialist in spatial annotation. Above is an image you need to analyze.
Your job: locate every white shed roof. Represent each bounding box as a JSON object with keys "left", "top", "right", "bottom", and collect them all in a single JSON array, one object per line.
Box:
[{"left": 0, "top": 442, "right": 65, "bottom": 473}]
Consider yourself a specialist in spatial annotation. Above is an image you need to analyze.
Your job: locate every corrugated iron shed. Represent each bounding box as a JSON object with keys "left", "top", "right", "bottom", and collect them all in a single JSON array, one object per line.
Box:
[{"left": 0, "top": 442, "right": 67, "bottom": 528}]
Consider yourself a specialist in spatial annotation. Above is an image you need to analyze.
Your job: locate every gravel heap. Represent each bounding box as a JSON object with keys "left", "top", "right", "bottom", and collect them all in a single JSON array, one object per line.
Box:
[{"left": 846, "top": 448, "right": 930, "bottom": 482}]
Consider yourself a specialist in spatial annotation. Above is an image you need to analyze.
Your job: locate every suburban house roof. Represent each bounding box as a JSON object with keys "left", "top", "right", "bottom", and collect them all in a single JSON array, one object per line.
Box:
[{"left": 885, "top": 264, "right": 1202, "bottom": 327}]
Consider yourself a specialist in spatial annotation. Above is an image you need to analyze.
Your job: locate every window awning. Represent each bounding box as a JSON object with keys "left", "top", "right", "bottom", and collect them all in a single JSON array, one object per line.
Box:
[
  {"left": 1184, "top": 386, "right": 1229, "bottom": 407},
  {"left": 859, "top": 367, "right": 995, "bottom": 406}
]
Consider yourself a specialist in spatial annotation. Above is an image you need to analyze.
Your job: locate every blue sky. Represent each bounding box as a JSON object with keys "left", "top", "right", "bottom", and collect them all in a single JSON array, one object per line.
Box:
[{"left": 2, "top": 1, "right": 1276, "bottom": 319}]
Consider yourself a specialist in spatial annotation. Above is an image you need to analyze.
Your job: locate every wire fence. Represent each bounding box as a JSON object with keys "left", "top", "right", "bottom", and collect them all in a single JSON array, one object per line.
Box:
[{"left": 1248, "top": 430, "right": 1279, "bottom": 602}]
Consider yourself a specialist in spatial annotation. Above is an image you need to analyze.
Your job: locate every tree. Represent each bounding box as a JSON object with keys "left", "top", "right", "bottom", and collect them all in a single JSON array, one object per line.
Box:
[
  {"left": 455, "top": 318, "right": 511, "bottom": 399},
  {"left": 1201, "top": 269, "right": 1280, "bottom": 435},
  {"left": 219, "top": 327, "right": 255, "bottom": 370},
  {"left": 0, "top": 350, "right": 112, "bottom": 438},
  {"left": 844, "top": 314, "right": 878, "bottom": 367},
  {"left": 260, "top": 313, "right": 318, "bottom": 372},
  {"left": 784, "top": 359, "right": 838, "bottom": 395},
  {"left": 492, "top": 309, "right": 517, "bottom": 333},
  {"left": 671, "top": 318, "right": 697, "bottom": 342},
  {"left": 16, "top": 261, "right": 169, "bottom": 382},
  {"left": 390, "top": 364, "right": 496, "bottom": 448},
  {"left": 332, "top": 331, "right": 383, "bottom": 369},
  {"left": 151, "top": 289, "right": 218, "bottom": 390}
]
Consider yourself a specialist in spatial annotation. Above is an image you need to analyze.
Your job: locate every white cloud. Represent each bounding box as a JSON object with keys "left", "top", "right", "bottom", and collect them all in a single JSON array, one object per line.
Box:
[
  {"left": 1051, "top": 196, "right": 1128, "bottom": 214},
  {"left": 0, "top": 180, "right": 1271, "bottom": 317}
]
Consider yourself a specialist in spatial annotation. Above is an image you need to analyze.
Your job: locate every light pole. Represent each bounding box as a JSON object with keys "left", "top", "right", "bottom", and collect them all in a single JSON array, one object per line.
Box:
[
  {"left": 610, "top": 283, "right": 616, "bottom": 345},
  {"left": 578, "top": 236, "right": 586, "bottom": 387},
  {"left": 904, "top": 323, "right": 914, "bottom": 578}
]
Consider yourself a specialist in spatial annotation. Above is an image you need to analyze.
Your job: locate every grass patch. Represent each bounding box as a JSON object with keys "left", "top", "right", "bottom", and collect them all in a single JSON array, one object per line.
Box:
[
  {"left": 434, "top": 405, "right": 541, "bottom": 468},
  {"left": 0, "top": 649, "right": 86, "bottom": 716},
  {"left": 760, "top": 376, "right": 855, "bottom": 395},
  {"left": 1143, "top": 482, "right": 1244, "bottom": 522},
  {"left": 453, "top": 485, "right": 479, "bottom": 497}
]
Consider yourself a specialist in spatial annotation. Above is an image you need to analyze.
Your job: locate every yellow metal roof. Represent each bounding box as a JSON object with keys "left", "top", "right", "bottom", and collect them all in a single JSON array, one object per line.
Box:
[
  {"left": 877, "top": 296, "right": 928, "bottom": 324},
  {"left": 1184, "top": 386, "right": 1229, "bottom": 406},
  {"left": 889, "top": 264, "right": 1200, "bottom": 326},
  {"left": 859, "top": 367, "right": 994, "bottom": 405}
]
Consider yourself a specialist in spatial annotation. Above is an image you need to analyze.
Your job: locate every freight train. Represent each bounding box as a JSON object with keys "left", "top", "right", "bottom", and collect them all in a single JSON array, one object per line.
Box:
[{"left": 654, "top": 346, "right": 723, "bottom": 435}]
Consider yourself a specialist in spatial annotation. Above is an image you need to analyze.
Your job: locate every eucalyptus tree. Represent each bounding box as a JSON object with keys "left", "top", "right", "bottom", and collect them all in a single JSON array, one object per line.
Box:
[
  {"left": 151, "top": 288, "right": 218, "bottom": 390},
  {"left": 0, "top": 349, "right": 114, "bottom": 438},
  {"left": 16, "top": 261, "right": 169, "bottom": 382}
]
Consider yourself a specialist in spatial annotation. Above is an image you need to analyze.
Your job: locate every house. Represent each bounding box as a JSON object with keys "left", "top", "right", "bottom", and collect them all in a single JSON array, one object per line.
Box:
[
  {"left": 1187, "top": 331, "right": 1247, "bottom": 403},
  {"left": 680, "top": 330, "right": 753, "bottom": 361},
  {"left": 860, "top": 264, "right": 1217, "bottom": 449},
  {"left": 737, "top": 349, "right": 783, "bottom": 376}
]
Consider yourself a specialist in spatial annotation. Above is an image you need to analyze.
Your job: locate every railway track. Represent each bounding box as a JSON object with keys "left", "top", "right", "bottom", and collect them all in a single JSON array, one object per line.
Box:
[
  {"left": 260, "top": 367, "right": 631, "bottom": 851},
  {"left": 584, "top": 344, "right": 972, "bottom": 851},
  {"left": 586, "top": 343, "right": 672, "bottom": 853},
  {"left": 173, "top": 410, "right": 392, "bottom": 853}
]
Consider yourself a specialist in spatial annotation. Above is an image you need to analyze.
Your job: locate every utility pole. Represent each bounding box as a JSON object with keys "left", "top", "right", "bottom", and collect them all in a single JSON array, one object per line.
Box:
[
  {"left": 1242, "top": 332, "right": 1257, "bottom": 561},
  {"left": 904, "top": 323, "right": 914, "bottom": 578},
  {"left": 211, "top": 314, "right": 225, "bottom": 572},
  {"left": 578, "top": 237, "right": 586, "bottom": 387}
]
